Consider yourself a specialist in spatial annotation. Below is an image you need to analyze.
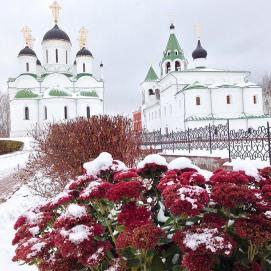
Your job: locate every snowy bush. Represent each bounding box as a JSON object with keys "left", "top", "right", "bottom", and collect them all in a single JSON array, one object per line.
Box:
[
  {"left": 12, "top": 153, "right": 271, "bottom": 270},
  {"left": 18, "top": 115, "right": 149, "bottom": 197}
]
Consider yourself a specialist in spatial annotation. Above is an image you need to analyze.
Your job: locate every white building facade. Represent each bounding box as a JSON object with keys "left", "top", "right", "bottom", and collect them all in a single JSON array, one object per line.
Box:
[
  {"left": 8, "top": 2, "right": 104, "bottom": 137},
  {"left": 141, "top": 24, "right": 270, "bottom": 132}
]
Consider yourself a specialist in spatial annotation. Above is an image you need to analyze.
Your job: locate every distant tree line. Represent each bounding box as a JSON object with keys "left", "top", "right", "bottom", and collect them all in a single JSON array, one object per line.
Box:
[
  {"left": 262, "top": 73, "right": 271, "bottom": 115},
  {"left": 0, "top": 92, "right": 9, "bottom": 137}
]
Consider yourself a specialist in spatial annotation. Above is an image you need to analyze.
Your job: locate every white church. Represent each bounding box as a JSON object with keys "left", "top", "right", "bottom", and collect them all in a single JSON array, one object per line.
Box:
[
  {"left": 141, "top": 24, "right": 270, "bottom": 132},
  {"left": 8, "top": 1, "right": 104, "bottom": 137}
]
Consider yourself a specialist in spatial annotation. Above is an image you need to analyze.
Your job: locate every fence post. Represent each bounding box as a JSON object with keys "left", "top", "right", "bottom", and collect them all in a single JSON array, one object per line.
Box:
[
  {"left": 159, "top": 128, "right": 162, "bottom": 152},
  {"left": 172, "top": 131, "right": 175, "bottom": 153},
  {"left": 267, "top": 122, "right": 271, "bottom": 165},
  {"left": 188, "top": 127, "right": 191, "bottom": 153},
  {"left": 208, "top": 123, "right": 212, "bottom": 154},
  {"left": 227, "top": 119, "right": 231, "bottom": 162}
]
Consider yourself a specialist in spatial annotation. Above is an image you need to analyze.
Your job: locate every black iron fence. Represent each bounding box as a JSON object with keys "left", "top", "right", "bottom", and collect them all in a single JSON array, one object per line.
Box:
[{"left": 141, "top": 120, "right": 271, "bottom": 164}]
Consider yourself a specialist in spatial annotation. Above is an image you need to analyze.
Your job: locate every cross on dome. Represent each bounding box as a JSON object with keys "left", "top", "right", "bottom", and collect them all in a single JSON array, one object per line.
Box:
[
  {"left": 79, "top": 27, "right": 88, "bottom": 49},
  {"left": 21, "top": 26, "right": 35, "bottom": 48},
  {"left": 195, "top": 23, "right": 203, "bottom": 40},
  {"left": 49, "top": 1, "right": 62, "bottom": 24}
]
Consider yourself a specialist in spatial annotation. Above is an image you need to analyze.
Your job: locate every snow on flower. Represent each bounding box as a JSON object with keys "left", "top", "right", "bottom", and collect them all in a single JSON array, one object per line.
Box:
[
  {"left": 264, "top": 211, "right": 271, "bottom": 219},
  {"left": 83, "top": 152, "right": 114, "bottom": 176},
  {"left": 173, "top": 226, "right": 235, "bottom": 256},
  {"left": 230, "top": 159, "right": 260, "bottom": 180},
  {"left": 64, "top": 204, "right": 87, "bottom": 219},
  {"left": 60, "top": 224, "right": 94, "bottom": 244},
  {"left": 137, "top": 154, "right": 168, "bottom": 169},
  {"left": 168, "top": 157, "right": 197, "bottom": 171}
]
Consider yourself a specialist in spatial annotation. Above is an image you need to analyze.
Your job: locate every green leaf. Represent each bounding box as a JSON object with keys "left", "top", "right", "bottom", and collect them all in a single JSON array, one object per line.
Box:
[{"left": 150, "top": 255, "right": 165, "bottom": 271}]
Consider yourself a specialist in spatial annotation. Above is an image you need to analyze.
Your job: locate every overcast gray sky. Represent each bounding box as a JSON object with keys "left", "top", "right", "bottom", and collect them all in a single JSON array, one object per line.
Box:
[{"left": 1, "top": 0, "right": 271, "bottom": 115}]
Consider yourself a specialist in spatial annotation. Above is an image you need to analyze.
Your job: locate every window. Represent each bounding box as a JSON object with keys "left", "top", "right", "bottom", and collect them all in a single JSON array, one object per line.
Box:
[
  {"left": 196, "top": 96, "right": 201, "bottom": 106},
  {"left": 86, "top": 106, "right": 90, "bottom": 118},
  {"left": 175, "top": 61, "right": 181, "bottom": 71},
  {"left": 166, "top": 62, "right": 171, "bottom": 74},
  {"left": 148, "top": 89, "right": 154, "bottom": 95},
  {"left": 24, "top": 107, "right": 29, "bottom": 120},
  {"left": 155, "top": 89, "right": 160, "bottom": 100},
  {"left": 66, "top": 50, "right": 68, "bottom": 64},
  {"left": 26, "top": 63, "right": 29, "bottom": 72},
  {"left": 56, "top": 49, "right": 58, "bottom": 63},
  {"left": 46, "top": 50, "right": 49, "bottom": 63},
  {"left": 44, "top": 106, "right": 47, "bottom": 120},
  {"left": 167, "top": 51, "right": 170, "bottom": 56},
  {"left": 64, "top": 106, "right": 68, "bottom": 119},
  {"left": 226, "top": 95, "right": 231, "bottom": 104},
  {"left": 83, "top": 63, "right": 86, "bottom": 73},
  {"left": 253, "top": 95, "right": 257, "bottom": 104},
  {"left": 175, "top": 51, "right": 178, "bottom": 56}
]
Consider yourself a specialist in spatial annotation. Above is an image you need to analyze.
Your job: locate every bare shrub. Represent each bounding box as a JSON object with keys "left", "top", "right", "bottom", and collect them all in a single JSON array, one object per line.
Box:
[{"left": 19, "top": 115, "right": 149, "bottom": 198}]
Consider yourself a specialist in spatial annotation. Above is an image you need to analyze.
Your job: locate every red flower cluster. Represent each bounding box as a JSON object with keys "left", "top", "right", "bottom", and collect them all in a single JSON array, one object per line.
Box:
[
  {"left": 137, "top": 162, "right": 168, "bottom": 178},
  {"left": 67, "top": 175, "right": 96, "bottom": 190},
  {"left": 79, "top": 180, "right": 112, "bottom": 200},
  {"left": 162, "top": 184, "right": 209, "bottom": 217},
  {"left": 116, "top": 223, "right": 164, "bottom": 250},
  {"left": 182, "top": 253, "right": 213, "bottom": 271},
  {"left": 259, "top": 166, "right": 271, "bottom": 179},
  {"left": 113, "top": 169, "right": 138, "bottom": 181},
  {"left": 235, "top": 213, "right": 271, "bottom": 246},
  {"left": 106, "top": 181, "right": 144, "bottom": 201},
  {"left": 211, "top": 182, "right": 256, "bottom": 209},
  {"left": 118, "top": 202, "right": 151, "bottom": 230},
  {"left": 210, "top": 170, "right": 250, "bottom": 185}
]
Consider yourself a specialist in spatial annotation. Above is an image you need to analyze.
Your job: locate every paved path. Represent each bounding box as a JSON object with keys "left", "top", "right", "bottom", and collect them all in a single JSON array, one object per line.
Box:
[{"left": 0, "top": 171, "right": 22, "bottom": 202}]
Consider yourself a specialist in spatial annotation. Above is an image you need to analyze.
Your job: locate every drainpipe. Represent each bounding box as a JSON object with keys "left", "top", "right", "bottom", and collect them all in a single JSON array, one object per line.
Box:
[
  {"left": 241, "top": 87, "right": 248, "bottom": 129},
  {"left": 169, "top": 72, "right": 186, "bottom": 130}
]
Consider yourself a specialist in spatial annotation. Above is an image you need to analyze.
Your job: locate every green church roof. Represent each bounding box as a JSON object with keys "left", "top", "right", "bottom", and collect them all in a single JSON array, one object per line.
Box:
[
  {"left": 15, "top": 89, "right": 38, "bottom": 99},
  {"left": 145, "top": 66, "right": 158, "bottom": 81},
  {"left": 163, "top": 33, "right": 186, "bottom": 62}
]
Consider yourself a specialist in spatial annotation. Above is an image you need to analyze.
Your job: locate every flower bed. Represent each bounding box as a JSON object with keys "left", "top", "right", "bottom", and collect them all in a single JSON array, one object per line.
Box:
[{"left": 12, "top": 153, "right": 271, "bottom": 270}]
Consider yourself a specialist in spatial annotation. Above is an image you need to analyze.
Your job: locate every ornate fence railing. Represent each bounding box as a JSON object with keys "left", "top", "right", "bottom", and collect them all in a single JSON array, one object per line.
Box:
[{"left": 141, "top": 120, "right": 271, "bottom": 164}]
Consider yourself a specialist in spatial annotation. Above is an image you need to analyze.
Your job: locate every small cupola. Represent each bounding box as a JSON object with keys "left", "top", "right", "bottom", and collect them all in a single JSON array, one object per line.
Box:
[
  {"left": 75, "top": 27, "right": 94, "bottom": 75},
  {"left": 18, "top": 26, "right": 38, "bottom": 74},
  {"left": 192, "top": 40, "right": 207, "bottom": 60},
  {"left": 192, "top": 39, "right": 208, "bottom": 68}
]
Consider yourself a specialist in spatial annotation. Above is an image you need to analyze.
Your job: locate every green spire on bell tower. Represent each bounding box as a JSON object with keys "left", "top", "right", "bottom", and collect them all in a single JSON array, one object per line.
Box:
[
  {"left": 145, "top": 66, "right": 158, "bottom": 81},
  {"left": 163, "top": 24, "right": 186, "bottom": 62}
]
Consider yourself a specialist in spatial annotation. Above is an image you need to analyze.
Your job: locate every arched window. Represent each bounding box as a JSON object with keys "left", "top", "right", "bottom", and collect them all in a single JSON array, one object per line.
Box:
[
  {"left": 46, "top": 50, "right": 49, "bottom": 63},
  {"left": 167, "top": 51, "right": 170, "bottom": 56},
  {"left": 148, "top": 89, "right": 154, "bottom": 95},
  {"left": 155, "top": 89, "right": 160, "bottom": 100},
  {"left": 83, "top": 63, "right": 86, "bottom": 73},
  {"left": 26, "top": 63, "right": 29, "bottom": 72},
  {"left": 196, "top": 96, "right": 201, "bottom": 106},
  {"left": 44, "top": 106, "right": 47, "bottom": 120},
  {"left": 175, "top": 51, "right": 178, "bottom": 56},
  {"left": 253, "top": 95, "right": 257, "bottom": 104},
  {"left": 175, "top": 61, "right": 181, "bottom": 71},
  {"left": 86, "top": 106, "right": 91, "bottom": 118},
  {"left": 166, "top": 62, "right": 171, "bottom": 74},
  {"left": 64, "top": 106, "right": 68, "bottom": 119},
  {"left": 56, "top": 49, "right": 59, "bottom": 63},
  {"left": 66, "top": 50, "right": 68, "bottom": 64},
  {"left": 24, "top": 107, "right": 29, "bottom": 120},
  {"left": 226, "top": 95, "right": 231, "bottom": 104}
]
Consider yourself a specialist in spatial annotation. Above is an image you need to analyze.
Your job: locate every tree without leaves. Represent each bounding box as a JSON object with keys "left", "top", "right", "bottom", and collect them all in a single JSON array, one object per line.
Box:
[{"left": 262, "top": 73, "right": 271, "bottom": 115}]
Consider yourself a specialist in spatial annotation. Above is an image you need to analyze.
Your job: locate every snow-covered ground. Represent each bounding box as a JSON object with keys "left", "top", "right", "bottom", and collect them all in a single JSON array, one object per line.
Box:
[
  {"left": 0, "top": 137, "right": 33, "bottom": 178},
  {"left": 0, "top": 185, "right": 43, "bottom": 270}
]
